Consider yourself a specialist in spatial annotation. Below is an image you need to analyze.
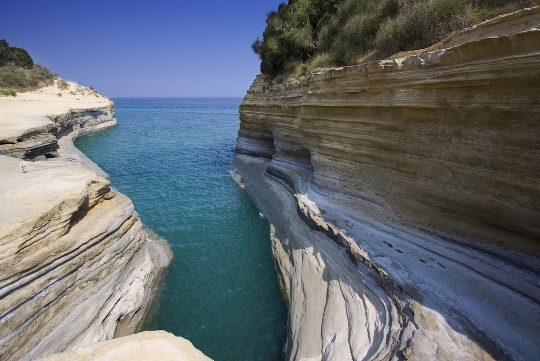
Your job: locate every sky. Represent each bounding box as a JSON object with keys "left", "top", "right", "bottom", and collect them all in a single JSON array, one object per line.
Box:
[{"left": 0, "top": 0, "right": 283, "bottom": 97}]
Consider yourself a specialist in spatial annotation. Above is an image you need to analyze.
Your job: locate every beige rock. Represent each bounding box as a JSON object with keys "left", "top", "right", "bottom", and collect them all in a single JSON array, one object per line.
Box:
[
  {"left": 232, "top": 7, "right": 540, "bottom": 361},
  {"left": 0, "top": 80, "right": 116, "bottom": 162},
  {"left": 0, "top": 79, "right": 110, "bottom": 141},
  {"left": 0, "top": 82, "right": 172, "bottom": 360},
  {"left": 35, "top": 331, "right": 212, "bottom": 361}
]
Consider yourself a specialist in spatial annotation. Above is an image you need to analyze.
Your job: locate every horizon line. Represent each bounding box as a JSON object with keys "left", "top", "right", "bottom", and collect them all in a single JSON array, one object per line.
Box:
[{"left": 108, "top": 95, "right": 245, "bottom": 98}]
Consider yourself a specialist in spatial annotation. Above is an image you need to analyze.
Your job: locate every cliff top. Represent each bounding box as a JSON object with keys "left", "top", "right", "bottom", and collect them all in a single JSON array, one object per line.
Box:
[
  {"left": 387, "top": 5, "right": 540, "bottom": 59},
  {"left": 247, "top": 6, "right": 540, "bottom": 94},
  {"left": 252, "top": 0, "right": 540, "bottom": 80},
  {"left": 0, "top": 154, "right": 108, "bottom": 241},
  {"left": 0, "top": 80, "right": 112, "bottom": 142},
  {"left": 35, "top": 331, "right": 212, "bottom": 361}
]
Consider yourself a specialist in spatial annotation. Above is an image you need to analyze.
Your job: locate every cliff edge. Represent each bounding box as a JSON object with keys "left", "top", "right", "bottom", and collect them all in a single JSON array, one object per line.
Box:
[
  {"left": 232, "top": 7, "right": 540, "bottom": 361},
  {"left": 35, "top": 331, "right": 212, "bottom": 361},
  {"left": 0, "top": 81, "right": 173, "bottom": 360}
]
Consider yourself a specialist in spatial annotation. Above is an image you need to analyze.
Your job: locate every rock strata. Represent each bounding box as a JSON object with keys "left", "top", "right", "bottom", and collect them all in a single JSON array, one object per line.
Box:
[
  {"left": 0, "top": 82, "right": 172, "bottom": 360},
  {"left": 0, "top": 81, "right": 115, "bottom": 163},
  {"left": 232, "top": 7, "right": 540, "bottom": 361}
]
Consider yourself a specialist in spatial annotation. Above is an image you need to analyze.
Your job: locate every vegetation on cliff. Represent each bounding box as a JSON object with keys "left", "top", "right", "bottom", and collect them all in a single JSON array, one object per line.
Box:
[
  {"left": 252, "top": 0, "right": 540, "bottom": 78},
  {"left": 0, "top": 39, "right": 56, "bottom": 96}
]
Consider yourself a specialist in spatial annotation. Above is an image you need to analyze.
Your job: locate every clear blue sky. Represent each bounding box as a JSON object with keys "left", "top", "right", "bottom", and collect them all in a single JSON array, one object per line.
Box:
[{"left": 0, "top": 0, "right": 282, "bottom": 97}]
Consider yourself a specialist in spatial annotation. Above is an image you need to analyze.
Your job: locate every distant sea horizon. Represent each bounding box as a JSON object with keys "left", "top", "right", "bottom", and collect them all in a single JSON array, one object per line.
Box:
[{"left": 106, "top": 96, "right": 246, "bottom": 100}]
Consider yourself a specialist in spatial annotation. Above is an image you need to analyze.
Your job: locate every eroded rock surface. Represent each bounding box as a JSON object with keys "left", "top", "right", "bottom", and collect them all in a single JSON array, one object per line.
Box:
[
  {"left": 0, "top": 80, "right": 116, "bottom": 163},
  {"left": 0, "top": 83, "right": 172, "bottom": 360},
  {"left": 35, "top": 331, "right": 212, "bottom": 361},
  {"left": 231, "top": 7, "right": 540, "bottom": 361}
]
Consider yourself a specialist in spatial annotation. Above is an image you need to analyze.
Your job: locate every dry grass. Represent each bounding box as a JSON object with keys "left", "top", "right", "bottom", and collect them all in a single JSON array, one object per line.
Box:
[{"left": 0, "top": 64, "right": 57, "bottom": 95}]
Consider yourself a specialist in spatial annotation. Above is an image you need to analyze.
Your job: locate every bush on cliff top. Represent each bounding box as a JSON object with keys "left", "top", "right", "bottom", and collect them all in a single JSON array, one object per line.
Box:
[
  {"left": 0, "top": 39, "right": 33, "bottom": 69},
  {"left": 0, "top": 39, "right": 57, "bottom": 96},
  {"left": 253, "top": 0, "right": 540, "bottom": 78}
]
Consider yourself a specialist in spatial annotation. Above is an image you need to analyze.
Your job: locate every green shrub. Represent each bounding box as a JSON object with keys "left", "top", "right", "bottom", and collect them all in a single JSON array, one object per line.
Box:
[
  {"left": 0, "top": 39, "right": 57, "bottom": 93},
  {"left": 0, "top": 88, "right": 16, "bottom": 97},
  {"left": 10, "top": 47, "right": 33, "bottom": 69},
  {"left": 57, "top": 79, "right": 69, "bottom": 90},
  {"left": 0, "top": 40, "right": 10, "bottom": 67},
  {"left": 253, "top": 0, "right": 342, "bottom": 76},
  {"left": 0, "top": 39, "right": 33, "bottom": 69},
  {"left": 310, "top": 52, "right": 336, "bottom": 69},
  {"left": 318, "top": 0, "right": 399, "bottom": 65},
  {"left": 253, "top": 0, "right": 540, "bottom": 78},
  {"left": 375, "top": 0, "right": 469, "bottom": 57}
]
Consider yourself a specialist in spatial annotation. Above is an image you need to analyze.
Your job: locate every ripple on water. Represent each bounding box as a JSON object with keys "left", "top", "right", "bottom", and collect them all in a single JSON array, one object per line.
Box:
[{"left": 74, "top": 98, "right": 287, "bottom": 361}]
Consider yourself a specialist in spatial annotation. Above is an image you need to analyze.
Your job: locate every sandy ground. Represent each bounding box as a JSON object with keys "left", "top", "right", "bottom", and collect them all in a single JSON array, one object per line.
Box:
[{"left": 0, "top": 80, "right": 112, "bottom": 141}]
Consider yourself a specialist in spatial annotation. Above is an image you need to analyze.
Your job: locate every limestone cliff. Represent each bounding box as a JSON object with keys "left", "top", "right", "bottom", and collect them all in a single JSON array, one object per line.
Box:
[
  {"left": 231, "top": 7, "right": 540, "bottom": 361},
  {"left": 0, "top": 82, "right": 172, "bottom": 360}
]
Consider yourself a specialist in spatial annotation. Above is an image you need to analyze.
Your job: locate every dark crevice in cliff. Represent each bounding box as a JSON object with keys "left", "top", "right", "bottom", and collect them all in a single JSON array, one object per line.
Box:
[
  {"left": 234, "top": 123, "right": 276, "bottom": 160},
  {"left": 68, "top": 198, "right": 91, "bottom": 230},
  {"left": 234, "top": 147, "right": 274, "bottom": 159},
  {"left": 266, "top": 165, "right": 295, "bottom": 192}
]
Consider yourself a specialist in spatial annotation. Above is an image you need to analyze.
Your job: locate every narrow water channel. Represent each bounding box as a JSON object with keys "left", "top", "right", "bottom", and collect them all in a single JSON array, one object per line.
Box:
[{"left": 74, "top": 98, "right": 287, "bottom": 361}]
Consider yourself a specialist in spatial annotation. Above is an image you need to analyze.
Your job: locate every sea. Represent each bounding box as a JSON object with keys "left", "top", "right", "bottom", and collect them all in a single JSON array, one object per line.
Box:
[{"left": 74, "top": 98, "right": 288, "bottom": 361}]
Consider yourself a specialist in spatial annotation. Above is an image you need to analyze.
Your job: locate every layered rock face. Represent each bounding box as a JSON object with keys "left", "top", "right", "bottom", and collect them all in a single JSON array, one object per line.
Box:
[
  {"left": 231, "top": 7, "right": 540, "bottom": 361},
  {"left": 0, "top": 83, "right": 172, "bottom": 360},
  {"left": 0, "top": 81, "right": 116, "bottom": 162},
  {"left": 0, "top": 105, "right": 116, "bottom": 160}
]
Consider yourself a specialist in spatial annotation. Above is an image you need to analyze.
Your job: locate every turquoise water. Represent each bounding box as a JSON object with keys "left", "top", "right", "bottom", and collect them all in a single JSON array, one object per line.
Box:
[{"left": 74, "top": 98, "right": 287, "bottom": 361}]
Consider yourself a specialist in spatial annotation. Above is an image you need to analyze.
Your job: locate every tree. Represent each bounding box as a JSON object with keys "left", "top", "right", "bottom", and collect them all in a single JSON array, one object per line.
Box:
[
  {"left": 0, "top": 39, "right": 10, "bottom": 66},
  {"left": 0, "top": 39, "right": 34, "bottom": 69},
  {"left": 10, "top": 47, "right": 33, "bottom": 69}
]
